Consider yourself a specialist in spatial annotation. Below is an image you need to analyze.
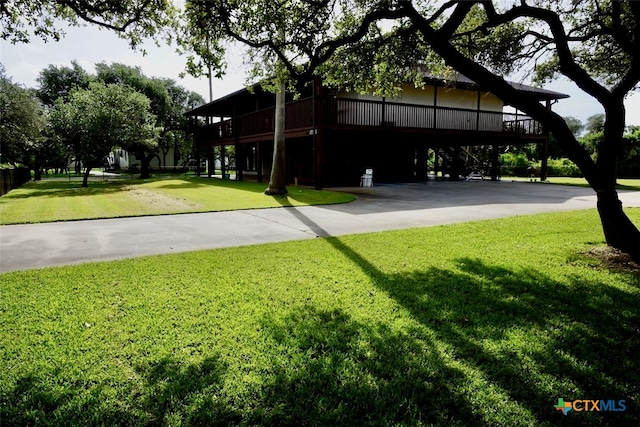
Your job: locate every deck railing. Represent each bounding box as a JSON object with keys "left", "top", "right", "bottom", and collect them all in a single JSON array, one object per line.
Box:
[{"left": 197, "top": 96, "right": 544, "bottom": 142}]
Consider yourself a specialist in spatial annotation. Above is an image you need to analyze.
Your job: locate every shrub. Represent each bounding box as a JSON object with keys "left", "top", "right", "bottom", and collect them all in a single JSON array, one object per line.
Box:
[
  {"left": 536, "top": 158, "right": 582, "bottom": 177},
  {"left": 499, "top": 152, "right": 530, "bottom": 176}
]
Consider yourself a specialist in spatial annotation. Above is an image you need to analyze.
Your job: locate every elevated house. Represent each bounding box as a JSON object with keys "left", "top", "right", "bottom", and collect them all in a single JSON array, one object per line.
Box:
[{"left": 186, "top": 75, "right": 569, "bottom": 187}]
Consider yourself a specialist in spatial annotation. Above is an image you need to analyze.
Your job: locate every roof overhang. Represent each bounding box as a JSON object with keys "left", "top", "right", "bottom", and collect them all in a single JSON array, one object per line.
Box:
[
  {"left": 186, "top": 74, "right": 570, "bottom": 118},
  {"left": 422, "top": 72, "right": 570, "bottom": 102}
]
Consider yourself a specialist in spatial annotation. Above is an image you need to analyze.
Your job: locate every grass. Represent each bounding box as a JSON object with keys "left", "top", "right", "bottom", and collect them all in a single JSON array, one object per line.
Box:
[
  {"left": 0, "top": 177, "right": 355, "bottom": 225},
  {"left": 505, "top": 176, "right": 640, "bottom": 190},
  {"left": 1, "top": 209, "right": 639, "bottom": 426}
]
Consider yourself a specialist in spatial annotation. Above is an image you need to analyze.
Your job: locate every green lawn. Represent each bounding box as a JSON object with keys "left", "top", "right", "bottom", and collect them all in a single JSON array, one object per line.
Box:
[
  {"left": 0, "top": 177, "right": 355, "bottom": 224},
  {"left": 1, "top": 209, "right": 639, "bottom": 426},
  {"left": 506, "top": 176, "right": 640, "bottom": 190}
]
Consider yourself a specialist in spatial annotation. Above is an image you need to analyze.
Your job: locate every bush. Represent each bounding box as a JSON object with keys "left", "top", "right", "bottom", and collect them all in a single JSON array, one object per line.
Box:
[
  {"left": 499, "top": 152, "right": 530, "bottom": 176},
  {"left": 537, "top": 158, "right": 582, "bottom": 177}
]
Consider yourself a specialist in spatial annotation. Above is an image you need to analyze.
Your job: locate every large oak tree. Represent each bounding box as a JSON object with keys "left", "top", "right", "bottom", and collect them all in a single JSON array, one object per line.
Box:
[
  {"left": 49, "top": 82, "right": 157, "bottom": 187},
  {"left": 95, "top": 62, "right": 205, "bottom": 177},
  {"left": 180, "top": 0, "right": 640, "bottom": 262}
]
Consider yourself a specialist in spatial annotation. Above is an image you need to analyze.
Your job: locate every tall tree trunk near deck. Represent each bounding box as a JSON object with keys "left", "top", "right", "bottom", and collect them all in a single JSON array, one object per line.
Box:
[{"left": 265, "top": 83, "right": 288, "bottom": 195}]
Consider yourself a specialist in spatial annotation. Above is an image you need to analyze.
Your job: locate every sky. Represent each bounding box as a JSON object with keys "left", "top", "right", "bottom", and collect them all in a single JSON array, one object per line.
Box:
[{"left": 1, "top": 22, "right": 640, "bottom": 127}]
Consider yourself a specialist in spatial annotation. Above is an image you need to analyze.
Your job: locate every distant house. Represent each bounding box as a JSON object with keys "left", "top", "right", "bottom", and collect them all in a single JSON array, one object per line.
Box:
[
  {"left": 185, "top": 75, "right": 568, "bottom": 187},
  {"left": 106, "top": 147, "right": 189, "bottom": 172}
]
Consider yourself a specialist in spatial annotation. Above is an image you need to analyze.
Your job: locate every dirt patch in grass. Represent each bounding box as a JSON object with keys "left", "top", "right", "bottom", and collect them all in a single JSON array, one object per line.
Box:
[
  {"left": 586, "top": 246, "right": 640, "bottom": 273},
  {"left": 126, "top": 187, "right": 199, "bottom": 212}
]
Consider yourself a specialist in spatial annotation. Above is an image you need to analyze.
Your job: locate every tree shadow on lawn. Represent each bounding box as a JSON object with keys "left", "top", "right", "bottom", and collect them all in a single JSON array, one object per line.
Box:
[
  {"left": 155, "top": 178, "right": 351, "bottom": 206},
  {"left": 316, "top": 236, "right": 640, "bottom": 426},
  {"left": 1, "top": 355, "right": 238, "bottom": 426},
  {"left": 252, "top": 306, "right": 482, "bottom": 426},
  {"left": 2, "top": 244, "right": 638, "bottom": 425},
  {"left": 0, "top": 180, "right": 130, "bottom": 200},
  {"left": 149, "top": 177, "right": 268, "bottom": 193}
]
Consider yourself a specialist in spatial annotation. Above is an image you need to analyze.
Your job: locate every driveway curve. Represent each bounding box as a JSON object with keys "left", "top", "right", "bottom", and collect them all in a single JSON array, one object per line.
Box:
[{"left": 2, "top": 181, "right": 639, "bottom": 272}]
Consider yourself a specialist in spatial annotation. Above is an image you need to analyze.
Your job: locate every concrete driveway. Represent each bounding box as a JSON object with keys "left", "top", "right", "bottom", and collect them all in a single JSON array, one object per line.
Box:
[{"left": 1, "top": 180, "right": 639, "bottom": 272}]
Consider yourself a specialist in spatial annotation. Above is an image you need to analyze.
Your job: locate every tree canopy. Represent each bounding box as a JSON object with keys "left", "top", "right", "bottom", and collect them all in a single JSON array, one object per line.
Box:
[
  {"left": 0, "top": 66, "right": 47, "bottom": 170},
  {"left": 1, "top": 0, "right": 176, "bottom": 46},
  {"left": 94, "top": 62, "right": 204, "bottom": 176},
  {"left": 36, "top": 60, "right": 92, "bottom": 107},
  {"left": 49, "top": 81, "right": 157, "bottom": 186},
  {"left": 4, "top": 60, "right": 204, "bottom": 181}
]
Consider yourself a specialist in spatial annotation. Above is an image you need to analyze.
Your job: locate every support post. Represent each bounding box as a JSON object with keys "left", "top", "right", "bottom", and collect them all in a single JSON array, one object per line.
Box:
[
  {"left": 312, "top": 78, "right": 317, "bottom": 187},
  {"left": 476, "top": 88, "right": 481, "bottom": 131},
  {"left": 490, "top": 144, "right": 500, "bottom": 181},
  {"left": 206, "top": 148, "right": 214, "bottom": 178},
  {"left": 416, "top": 144, "right": 427, "bottom": 181},
  {"left": 382, "top": 96, "right": 386, "bottom": 125},
  {"left": 540, "top": 99, "right": 551, "bottom": 181},
  {"left": 220, "top": 145, "right": 226, "bottom": 178},
  {"left": 433, "top": 86, "right": 438, "bottom": 129},
  {"left": 257, "top": 142, "right": 263, "bottom": 183},
  {"left": 236, "top": 144, "right": 243, "bottom": 181},
  {"left": 451, "top": 145, "right": 461, "bottom": 181}
]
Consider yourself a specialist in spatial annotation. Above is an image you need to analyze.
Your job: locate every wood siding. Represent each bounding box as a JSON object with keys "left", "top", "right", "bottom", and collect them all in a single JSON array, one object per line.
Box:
[{"left": 196, "top": 96, "right": 543, "bottom": 144}]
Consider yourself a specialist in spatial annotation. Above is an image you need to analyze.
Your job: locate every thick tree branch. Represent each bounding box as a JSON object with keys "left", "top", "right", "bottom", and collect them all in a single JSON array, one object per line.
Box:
[
  {"left": 611, "top": 2, "right": 640, "bottom": 98},
  {"left": 216, "top": 1, "right": 411, "bottom": 82},
  {"left": 437, "top": 1, "right": 475, "bottom": 38},
  {"left": 479, "top": 1, "right": 612, "bottom": 105},
  {"left": 609, "top": 1, "right": 635, "bottom": 56},
  {"left": 57, "top": 0, "right": 157, "bottom": 33},
  {"left": 403, "top": 2, "right": 600, "bottom": 187}
]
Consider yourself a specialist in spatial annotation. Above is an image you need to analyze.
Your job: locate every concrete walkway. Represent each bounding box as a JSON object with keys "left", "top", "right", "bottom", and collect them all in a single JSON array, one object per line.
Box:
[{"left": 2, "top": 181, "right": 639, "bottom": 272}]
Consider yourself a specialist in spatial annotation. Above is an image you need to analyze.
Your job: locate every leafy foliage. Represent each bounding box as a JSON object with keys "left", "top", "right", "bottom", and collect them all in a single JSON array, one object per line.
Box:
[
  {"left": 94, "top": 62, "right": 204, "bottom": 173},
  {"left": 532, "top": 1, "right": 639, "bottom": 90},
  {"left": 585, "top": 113, "right": 606, "bottom": 134},
  {"left": 563, "top": 116, "right": 585, "bottom": 137},
  {"left": 499, "top": 152, "right": 531, "bottom": 176},
  {"left": 49, "top": 82, "right": 157, "bottom": 186},
  {"left": 35, "top": 60, "right": 92, "bottom": 107},
  {"left": 1, "top": 0, "right": 177, "bottom": 46},
  {"left": 0, "top": 66, "right": 47, "bottom": 168}
]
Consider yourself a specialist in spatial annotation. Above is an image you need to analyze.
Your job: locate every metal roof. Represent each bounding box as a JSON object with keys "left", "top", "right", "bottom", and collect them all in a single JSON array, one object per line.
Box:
[
  {"left": 422, "top": 72, "right": 570, "bottom": 101},
  {"left": 186, "top": 74, "right": 569, "bottom": 117}
]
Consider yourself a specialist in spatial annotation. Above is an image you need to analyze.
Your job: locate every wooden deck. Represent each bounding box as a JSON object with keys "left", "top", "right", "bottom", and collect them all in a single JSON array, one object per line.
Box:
[{"left": 195, "top": 96, "right": 545, "bottom": 146}]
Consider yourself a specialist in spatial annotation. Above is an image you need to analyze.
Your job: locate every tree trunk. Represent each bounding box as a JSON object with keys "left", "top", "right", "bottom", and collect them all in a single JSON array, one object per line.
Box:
[
  {"left": 592, "top": 103, "right": 640, "bottom": 262},
  {"left": 597, "top": 190, "right": 640, "bottom": 261},
  {"left": 139, "top": 152, "right": 152, "bottom": 179},
  {"left": 162, "top": 147, "right": 169, "bottom": 171},
  {"left": 82, "top": 167, "right": 92, "bottom": 187},
  {"left": 265, "top": 83, "right": 288, "bottom": 195},
  {"left": 33, "top": 155, "right": 42, "bottom": 181}
]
